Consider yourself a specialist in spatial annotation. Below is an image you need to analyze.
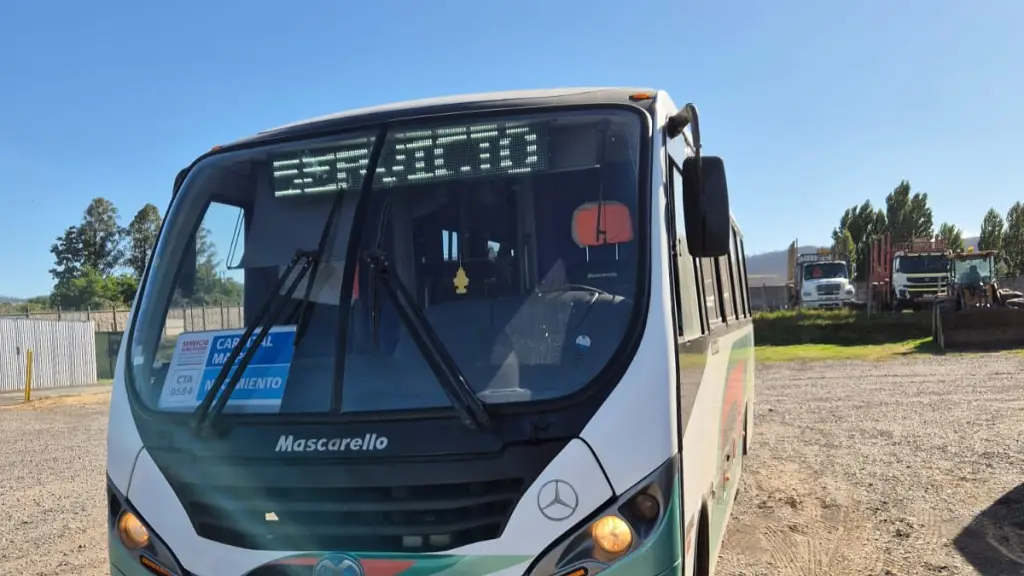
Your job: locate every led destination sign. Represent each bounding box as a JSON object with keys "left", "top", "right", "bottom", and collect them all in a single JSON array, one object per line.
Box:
[{"left": 271, "top": 122, "right": 548, "bottom": 196}]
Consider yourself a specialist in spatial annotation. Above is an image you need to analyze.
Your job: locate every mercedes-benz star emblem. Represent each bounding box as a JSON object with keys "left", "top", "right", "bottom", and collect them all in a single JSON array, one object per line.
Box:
[
  {"left": 537, "top": 479, "right": 579, "bottom": 521},
  {"left": 313, "top": 554, "right": 364, "bottom": 576}
]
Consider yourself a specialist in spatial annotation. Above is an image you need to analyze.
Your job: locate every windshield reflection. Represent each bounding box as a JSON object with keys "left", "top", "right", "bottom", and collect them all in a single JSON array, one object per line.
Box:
[{"left": 129, "top": 108, "right": 646, "bottom": 417}]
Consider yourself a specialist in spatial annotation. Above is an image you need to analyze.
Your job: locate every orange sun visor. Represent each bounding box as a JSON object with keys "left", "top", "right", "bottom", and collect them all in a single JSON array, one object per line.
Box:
[{"left": 571, "top": 201, "right": 634, "bottom": 247}]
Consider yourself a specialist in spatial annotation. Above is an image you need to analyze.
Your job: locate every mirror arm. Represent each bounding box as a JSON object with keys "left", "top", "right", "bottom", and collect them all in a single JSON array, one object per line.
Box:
[
  {"left": 666, "top": 103, "right": 702, "bottom": 159},
  {"left": 667, "top": 103, "right": 703, "bottom": 203}
]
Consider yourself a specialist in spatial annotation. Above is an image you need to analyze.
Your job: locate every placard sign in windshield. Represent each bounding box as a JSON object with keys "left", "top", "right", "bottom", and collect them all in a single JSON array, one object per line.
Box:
[
  {"left": 157, "top": 326, "right": 296, "bottom": 413},
  {"left": 272, "top": 122, "right": 548, "bottom": 197}
]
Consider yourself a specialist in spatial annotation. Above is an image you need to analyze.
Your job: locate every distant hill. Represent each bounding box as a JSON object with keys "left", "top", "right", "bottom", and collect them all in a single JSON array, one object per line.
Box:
[
  {"left": 744, "top": 245, "right": 824, "bottom": 287},
  {"left": 744, "top": 237, "right": 980, "bottom": 287}
]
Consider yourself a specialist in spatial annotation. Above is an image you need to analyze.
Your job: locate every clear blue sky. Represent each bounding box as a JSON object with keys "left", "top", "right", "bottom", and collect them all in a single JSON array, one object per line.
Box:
[{"left": 1, "top": 0, "right": 1021, "bottom": 297}]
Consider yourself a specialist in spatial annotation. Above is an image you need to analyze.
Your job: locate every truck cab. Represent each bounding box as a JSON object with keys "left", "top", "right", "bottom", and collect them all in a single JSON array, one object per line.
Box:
[
  {"left": 868, "top": 234, "right": 950, "bottom": 313},
  {"left": 892, "top": 248, "right": 949, "bottom": 311},
  {"left": 796, "top": 256, "right": 855, "bottom": 309},
  {"left": 786, "top": 244, "right": 855, "bottom": 309}
]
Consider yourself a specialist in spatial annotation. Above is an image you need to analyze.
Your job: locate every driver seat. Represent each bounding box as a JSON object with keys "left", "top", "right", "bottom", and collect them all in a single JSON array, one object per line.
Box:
[{"left": 566, "top": 200, "right": 636, "bottom": 295}]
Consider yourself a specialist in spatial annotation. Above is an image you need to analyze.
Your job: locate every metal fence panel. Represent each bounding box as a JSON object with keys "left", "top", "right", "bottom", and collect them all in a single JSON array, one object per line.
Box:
[{"left": 0, "top": 319, "right": 97, "bottom": 392}]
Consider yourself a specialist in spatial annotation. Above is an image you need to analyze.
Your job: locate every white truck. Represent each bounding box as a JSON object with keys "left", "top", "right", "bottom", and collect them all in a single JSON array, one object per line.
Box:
[
  {"left": 787, "top": 246, "right": 856, "bottom": 309},
  {"left": 891, "top": 246, "right": 949, "bottom": 311}
]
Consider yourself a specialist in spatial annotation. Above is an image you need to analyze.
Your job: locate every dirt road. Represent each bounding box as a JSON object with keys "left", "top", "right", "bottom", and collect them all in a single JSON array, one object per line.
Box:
[
  {"left": 719, "top": 355, "right": 1024, "bottom": 576},
  {"left": 0, "top": 392, "right": 110, "bottom": 576},
  {"left": 0, "top": 356, "right": 1021, "bottom": 575}
]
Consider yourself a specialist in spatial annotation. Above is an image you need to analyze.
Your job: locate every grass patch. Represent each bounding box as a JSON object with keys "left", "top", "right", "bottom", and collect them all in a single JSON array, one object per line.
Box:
[
  {"left": 756, "top": 338, "right": 934, "bottom": 363},
  {"left": 753, "top": 309, "right": 940, "bottom": 363},
  {"left": 754, "top": 308, "right": 932, "bottom": 347}
]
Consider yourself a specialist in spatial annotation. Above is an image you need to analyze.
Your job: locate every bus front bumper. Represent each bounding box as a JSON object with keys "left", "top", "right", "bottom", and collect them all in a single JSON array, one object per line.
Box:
[
  {"left": 108, "top": 455, "right": 687, "bottom": 576},
  {"left": 110, "top": 557, "right": 682, "bottom": 576}
]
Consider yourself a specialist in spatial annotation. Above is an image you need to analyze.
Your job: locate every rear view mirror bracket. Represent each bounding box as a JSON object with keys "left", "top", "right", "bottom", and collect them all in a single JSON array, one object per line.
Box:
[{"left": 666, "top": 102, "right": 701, "bottom": 157}]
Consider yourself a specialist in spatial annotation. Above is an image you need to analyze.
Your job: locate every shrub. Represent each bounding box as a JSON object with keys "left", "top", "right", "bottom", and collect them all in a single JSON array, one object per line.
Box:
[{"left": 753, "top": 309, "right": 932, "bottom": 346}]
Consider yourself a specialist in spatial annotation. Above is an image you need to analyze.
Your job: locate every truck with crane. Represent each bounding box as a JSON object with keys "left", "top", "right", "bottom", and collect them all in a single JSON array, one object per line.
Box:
[{"left": 786, "top": 241, "right": 857, "bottom": 309}]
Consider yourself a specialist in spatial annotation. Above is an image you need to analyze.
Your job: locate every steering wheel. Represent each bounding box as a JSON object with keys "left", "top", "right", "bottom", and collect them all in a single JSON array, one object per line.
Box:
[{"left": 560, "top": 283, "right": 611, "bottom": 295}]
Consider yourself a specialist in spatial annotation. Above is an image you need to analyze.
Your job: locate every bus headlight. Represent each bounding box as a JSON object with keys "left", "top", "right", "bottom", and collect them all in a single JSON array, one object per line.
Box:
[
  {"left": 117, "top": 511, "right": 151, "bottom": 549},
  {"left": 526, "top": 455, "right": 677, "bottom": 576},
  {"left": 590, "top": 515, "right": 632, "bottom": 555},
  {"left": 108, "top": 476, "right": 184, "bottom": 576}
]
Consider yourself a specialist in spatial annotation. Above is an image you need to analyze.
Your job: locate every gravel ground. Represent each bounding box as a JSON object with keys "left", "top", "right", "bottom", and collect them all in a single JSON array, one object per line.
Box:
[
  {"left": 1, "top": 356, "right": 1021, "bottom": 576},
  {"left": 0, "top": 392, "right": 110, "bottom": 576},
  {"left": 719, "top": 355, "right": 1024, "bottom": 576}
]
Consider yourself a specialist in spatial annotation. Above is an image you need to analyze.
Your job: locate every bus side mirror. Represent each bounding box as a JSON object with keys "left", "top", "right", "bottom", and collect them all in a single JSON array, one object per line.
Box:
[
  {"left": 178, "top": 236, "right": 197, "bottom": 298},
  {"left": 682, "top": 155, "right": 731, "bottom": 258}
]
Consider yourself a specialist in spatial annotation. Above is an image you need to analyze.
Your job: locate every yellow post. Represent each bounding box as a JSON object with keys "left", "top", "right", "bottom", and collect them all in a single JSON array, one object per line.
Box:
[{"left": 24, "top": 349, "right": 33, "bottom": 403}]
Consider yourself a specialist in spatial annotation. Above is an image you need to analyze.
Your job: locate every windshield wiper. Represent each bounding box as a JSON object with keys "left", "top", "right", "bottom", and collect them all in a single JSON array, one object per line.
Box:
[
  {"left": 191, "top": 249, "right": 315, "bottom": 436},
  {"left": 365, "top": 251, "right": 492, "bottom": 431},
  {"left": 293, "top": 177, "right": 353, "bottom": 344},
  {"left": 193, "top": 147, "right": 361, "bottom": 434}
]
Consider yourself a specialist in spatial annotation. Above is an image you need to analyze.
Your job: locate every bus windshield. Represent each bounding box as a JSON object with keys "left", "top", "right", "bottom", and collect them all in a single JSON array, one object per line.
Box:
[
  {"left": 895, "top": 254, "right": 948, "bottom": 274},
  {"left": 128, "top": 108, "right": 644, "bottom": 416}
]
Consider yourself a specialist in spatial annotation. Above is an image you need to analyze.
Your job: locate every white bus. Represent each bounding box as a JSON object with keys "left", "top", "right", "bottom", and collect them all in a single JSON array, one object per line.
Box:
[{"left": 107, "top": 88, "right": 755, "bottom": 576}]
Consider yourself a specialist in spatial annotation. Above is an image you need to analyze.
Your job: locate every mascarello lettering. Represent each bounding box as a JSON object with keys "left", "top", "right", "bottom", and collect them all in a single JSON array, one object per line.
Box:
[{"left": 274, "top": 433, "right": 389, "bottom": 453}]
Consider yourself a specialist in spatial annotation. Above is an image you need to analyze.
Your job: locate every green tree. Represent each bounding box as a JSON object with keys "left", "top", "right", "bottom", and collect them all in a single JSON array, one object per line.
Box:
[
  {"left": 49, "top": 225, "right": 85, "bottom": 285},
  {"left": 50, "top": 268, "right": 137, "bottom": 310},
  {"left": 25, "top": 296, "right": 51, "bottom": 309},
  {"left": 934, "top": 222, "right": 965, "bottom": 253},
  {"left": 126, "top": 203, "right": 163, "bottom": 278},
  {"left": 833, "top": 200, "right": 886, "bottom": 280},
  {"left": 50, "top": 197, "right": 126, "bottom": 287},
  {"left": 108, "top": 274, "right": 140, "bottom": 305},
  {"left": 831, "top": 227, "right": 856, "bottom": 273},
  {"left": 0, "top": 296, "right": 52, "bottom": 316},
  {"left": 978, "top": 208, "right": 1004, "bottom": 253},
  {"left": 179, "top": 226, "right": 244, "bottom": 306},
  {"left": 79, "top": 197, "right": 126, "bottom": 275},
  {"left": 884, "top": 180, "right": 934, "bottom": 242},
  {"left": 1002, "top": 202, "right": 1024, "bottom": 276}
]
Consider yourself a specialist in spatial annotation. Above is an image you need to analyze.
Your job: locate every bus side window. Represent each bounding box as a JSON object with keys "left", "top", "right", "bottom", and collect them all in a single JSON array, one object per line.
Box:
[
  {"left": 717, "top": 254, "right": 735, "bottom": 321},
  {"left": 692, "top": 257, "right": 708, "bottom": 334},
  {"left": 668, "top": 151, "right": 703, "bottom": 338},
  {"left": 701, "top": 257, "right": 721, "bottom": 326},
  {"left": 442, "top": 229, "right": 460, "bottom": 261},
  {"left": 729, "top": 226, "right": 746, "bottom": 319},
  {"left": 738, "top": 235, "right": 751, "bottom": 317}
]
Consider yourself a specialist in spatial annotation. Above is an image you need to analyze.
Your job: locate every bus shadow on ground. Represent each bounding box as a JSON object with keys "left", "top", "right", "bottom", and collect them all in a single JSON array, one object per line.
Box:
[{"left": 954, "top": 483, "right": 1024, "bottom": 575}]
